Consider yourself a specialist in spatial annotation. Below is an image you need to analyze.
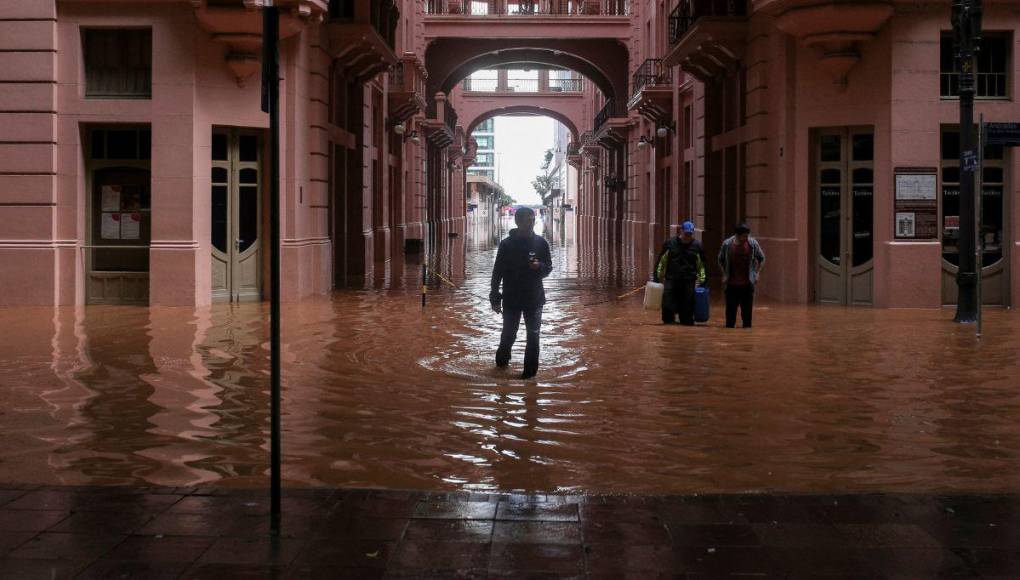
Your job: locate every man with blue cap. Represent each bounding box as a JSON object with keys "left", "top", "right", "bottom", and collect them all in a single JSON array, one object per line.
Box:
[{"left": 653, "top": 220, "right": 706, "bottom": 325}]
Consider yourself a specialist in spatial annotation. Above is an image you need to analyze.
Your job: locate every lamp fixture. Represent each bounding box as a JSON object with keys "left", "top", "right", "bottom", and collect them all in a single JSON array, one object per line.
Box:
[
  {"left": 656, "top": 120, "right": 676, "bottom": 139},
  {"left": 637, "top": 135, "right": 652, "bottom": 148},
  {"left": 603, "top": 175, "right": 626, "bottom": 190},
  {"left": 393, "top": 122, "right": 406, "bottom": 135},
  {"left": 407, "top": 130, "right": 420, "bottom": 144}
]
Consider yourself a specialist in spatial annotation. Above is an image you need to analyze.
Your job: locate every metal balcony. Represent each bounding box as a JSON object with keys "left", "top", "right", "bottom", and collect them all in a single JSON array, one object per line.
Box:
[
  {"left": 593, "top": 98, "right": 614, "bottom": 132},
  {"left": 592, "top": 98, "right": 630, "bottom": 148},
  {"left": 325, "top": 0, "right": 399, "bottom": 78},
  {"left": 423, "top": 95, "right": 459, "bottom": 147},
  {"left": 630, "top": 58, "right": 671, "bottom": 99},
  {"left": 387, "top": 53, "right": 427, "bottom": 124},
  {"left": 461, "top": 76, "right": 584, "bottom": 93},
  {"left": 627, "top": 58, "right": 673, "bottom": 123},
  {"left": 664, "top": 0, "right": 748, "bottom": 81},
  {"left": 668, "top": 0, "right": 746, "bottom": 45}
]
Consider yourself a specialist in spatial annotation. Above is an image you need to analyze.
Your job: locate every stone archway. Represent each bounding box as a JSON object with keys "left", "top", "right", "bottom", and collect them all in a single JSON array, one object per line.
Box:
[
  {"left": 461, "top": 102, "right": 583, "bottom": 143},
  {"left": 426, "top": 38, "right": 629, "bottom": 107}
]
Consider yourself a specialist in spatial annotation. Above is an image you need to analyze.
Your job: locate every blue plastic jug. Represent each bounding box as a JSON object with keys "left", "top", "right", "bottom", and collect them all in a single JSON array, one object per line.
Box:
[{"left": 694, "top": 286, "right": 710, "bottom": 323}]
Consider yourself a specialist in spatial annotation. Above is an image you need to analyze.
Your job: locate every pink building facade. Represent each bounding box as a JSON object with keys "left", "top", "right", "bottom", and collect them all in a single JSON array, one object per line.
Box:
[
  {"left": 622, "top": 0, "right": 1020, "bottom": 308},
  {"left": 2, "top": 0, "right": 1018, "bottom": 309}
]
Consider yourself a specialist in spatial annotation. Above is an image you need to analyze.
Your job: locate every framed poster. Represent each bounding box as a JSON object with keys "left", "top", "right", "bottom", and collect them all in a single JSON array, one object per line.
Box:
[{"left": 894, "top": 168, "right": 938, "bottom": 239}]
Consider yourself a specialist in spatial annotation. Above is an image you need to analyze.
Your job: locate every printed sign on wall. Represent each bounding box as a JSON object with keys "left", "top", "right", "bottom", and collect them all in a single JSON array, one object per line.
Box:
[{"left": 894, "top": 170, "right": 938, "bottom": 240}]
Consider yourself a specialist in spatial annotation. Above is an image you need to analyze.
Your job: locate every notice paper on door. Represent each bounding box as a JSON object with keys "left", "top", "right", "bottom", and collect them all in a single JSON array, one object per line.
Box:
[
  {"left": 101, "top": 212, "right": 121, "bottom": 239},
  {"left": 120, "top": 212, "right": 141, "bottom": 239},
  {"left": 101, "top": 185, "right": 122, "bottom": 211}
]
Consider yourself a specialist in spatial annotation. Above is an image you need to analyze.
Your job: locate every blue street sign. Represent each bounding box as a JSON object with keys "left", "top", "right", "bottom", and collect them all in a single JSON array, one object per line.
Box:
[{"left": 985, "top": 122, "right": 1020, "bottom": 147}]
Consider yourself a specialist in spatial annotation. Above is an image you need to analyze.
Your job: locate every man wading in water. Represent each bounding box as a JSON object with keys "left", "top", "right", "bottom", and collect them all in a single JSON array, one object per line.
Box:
[{"left": 490, "top": 207, "right": 553, "bottom": 379}]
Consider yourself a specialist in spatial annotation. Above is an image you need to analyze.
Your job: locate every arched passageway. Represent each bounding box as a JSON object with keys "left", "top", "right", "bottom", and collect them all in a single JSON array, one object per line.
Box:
[
  {"left": 462, "top": 104, "right": 582, "bottom": 143},
  {"left": 427, "top": 38, "right": 629, "bottom": 111}
]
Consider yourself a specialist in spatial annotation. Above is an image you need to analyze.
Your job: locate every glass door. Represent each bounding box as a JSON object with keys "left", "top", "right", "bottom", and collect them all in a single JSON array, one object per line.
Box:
[
  {"left": 940, "top": 126, "right": 1010, "bottom": 305},
  {"left": 814, "top": 127, "right": 875, "bottom": 305},
  {"left": 211, "top": 130, "right": 262, "bottom": 302}
]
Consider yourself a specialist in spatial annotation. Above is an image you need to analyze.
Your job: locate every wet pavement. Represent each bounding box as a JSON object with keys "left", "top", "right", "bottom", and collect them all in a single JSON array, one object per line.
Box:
[
  {"left": 2, "top": 484, "right": 1020, "bottom": 578},
  {"left": 3, "top": 216, "right": 1020, "bottom": 575},
  {"left": 1, "top": 217, "right": 1019, "bottom": 495}
]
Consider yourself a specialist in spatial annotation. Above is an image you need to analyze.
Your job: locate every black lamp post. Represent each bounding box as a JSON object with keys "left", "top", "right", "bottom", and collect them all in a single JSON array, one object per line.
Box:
[
  {"left": 261, "top": 1, "right": 282, "bottom": 533},
  {"left": 952, "top": 0, "right": 982, "bottom": 323}
]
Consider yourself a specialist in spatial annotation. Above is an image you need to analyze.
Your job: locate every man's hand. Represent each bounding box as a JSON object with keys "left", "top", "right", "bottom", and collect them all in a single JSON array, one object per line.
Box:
[
  {"left": 491, "top": 302, "right": 502, "bottom": 314},
  {"left": 490, "top": 291, "right": 502, "bottom": 314},
  {"left": 528, "top": 258, "right": 541, "bottom": 271}
]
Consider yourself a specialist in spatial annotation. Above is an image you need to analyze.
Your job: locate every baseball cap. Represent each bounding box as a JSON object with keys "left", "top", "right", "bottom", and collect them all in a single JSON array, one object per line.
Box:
[{"left": 681, "top": 220, "right": 695, "bottom": 233}]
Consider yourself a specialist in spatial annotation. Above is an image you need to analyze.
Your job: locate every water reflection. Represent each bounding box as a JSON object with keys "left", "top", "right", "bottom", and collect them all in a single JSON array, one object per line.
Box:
[{"left": 0, "top": 214, "right": 1018, "bottom": 494}]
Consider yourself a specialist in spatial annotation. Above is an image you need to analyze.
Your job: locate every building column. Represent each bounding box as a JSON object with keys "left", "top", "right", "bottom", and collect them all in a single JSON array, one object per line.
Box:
[
  {"left": 0, "top": 0, "right": 64, "bottom": 306},
  {"left": 149, "top": 15, "right": 204, "bottom": 306}
]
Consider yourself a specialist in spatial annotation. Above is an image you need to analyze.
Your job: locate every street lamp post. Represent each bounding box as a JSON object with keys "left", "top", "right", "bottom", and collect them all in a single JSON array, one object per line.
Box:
[
  {"left": 952, "top": 0, "right": 982, "bottom": 323},
  {"left": 260, "top": 1, "right": 282, "bottom": 532}
]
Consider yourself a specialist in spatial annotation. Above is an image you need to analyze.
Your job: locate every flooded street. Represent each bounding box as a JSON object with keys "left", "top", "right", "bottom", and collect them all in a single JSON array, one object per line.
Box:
[{"left": 2, "top": 218, "right": 1019, "bottom": 496}]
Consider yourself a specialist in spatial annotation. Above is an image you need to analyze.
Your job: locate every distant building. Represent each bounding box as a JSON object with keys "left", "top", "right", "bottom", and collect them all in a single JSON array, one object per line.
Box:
[{"left": 467, "top": 118, "right": 496, "bottom": 183}]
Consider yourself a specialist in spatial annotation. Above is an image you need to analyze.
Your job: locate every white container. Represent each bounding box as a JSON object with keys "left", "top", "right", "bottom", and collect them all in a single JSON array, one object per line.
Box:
[{"left": 643, "top": 281, "right": 664, "bottom": 310}]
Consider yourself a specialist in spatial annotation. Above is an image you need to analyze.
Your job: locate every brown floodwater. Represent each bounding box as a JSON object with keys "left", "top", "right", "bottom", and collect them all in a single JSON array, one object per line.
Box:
[{"left": 1, "top": 218, "right": 1019, "bottom": 495}]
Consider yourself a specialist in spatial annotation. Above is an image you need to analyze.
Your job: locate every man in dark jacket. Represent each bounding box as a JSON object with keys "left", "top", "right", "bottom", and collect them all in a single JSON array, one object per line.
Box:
[
  {"left": 718, "top": 223, "right": 765, "bottom": 328},
  {"left": 490, "top": 207, "right": 553, "bottom": 379},
  {"left": 653, "top": 220, "right": 706, "bottom": 325}
]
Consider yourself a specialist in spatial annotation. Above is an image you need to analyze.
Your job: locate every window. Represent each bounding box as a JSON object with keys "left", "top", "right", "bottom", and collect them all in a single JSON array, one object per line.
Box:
[
  {"left": 87, "top": 127, "right": 152, "bottom": 279},
  {"left": 940, "top": 33, "right": 1011, "bottom": 98},
  {"left": 476, "top": 119, "right": 495, "bottom": 132},
  {"left": 83, "top": 29, "right": 152, "bottom": 98},
  {"left": 474, "top": 153, "right": 494, "bottom": 166},
  {"left": 940, "top": 126, "right": 1006, "bottom": 267},
  {"left": 474, "top": 136, "right": 494, "bottom": 149},
  {"left": 89, "top": 127, "right": 151, "bottom": 160}
]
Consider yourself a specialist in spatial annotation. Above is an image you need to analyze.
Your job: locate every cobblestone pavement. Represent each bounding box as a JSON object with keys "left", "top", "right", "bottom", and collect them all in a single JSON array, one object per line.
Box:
[{"left": 1, "top": 485, "right": 1018, "bottom": 578}]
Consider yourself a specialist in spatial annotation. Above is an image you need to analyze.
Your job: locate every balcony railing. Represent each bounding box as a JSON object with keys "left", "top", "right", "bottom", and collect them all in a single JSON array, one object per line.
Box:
[
  {"left": 567, "top": 142, "right": 581, "bottom": 156},
  {"left": 549, "top": 77, "right": 583, "bottom": 92},
  {"left": 463, "top": 77, "right": 500, "bottom": 92},
  {"left": 504, "top": 79, "right": 540, "bottom": 92},
  {"left": 631, "top": 58, "right": 672, "bottom": 100},
  {"left": 580, "top": 131, "right": 594, "bottom": 146},
  {"left": 941, "top": 71, "right": 1009, "bottom": 99},
  {"left": 462, "top": 77, "right": 583, "bottom": 93},
  {"left": 426, "top": 0, "right": 628, "bottom": 16},
  {"left": 593, "top": 98, "right": 615, "bottom": 132},
  {"left": 668, "top": 0, "right": 746, "bottom": 45}
]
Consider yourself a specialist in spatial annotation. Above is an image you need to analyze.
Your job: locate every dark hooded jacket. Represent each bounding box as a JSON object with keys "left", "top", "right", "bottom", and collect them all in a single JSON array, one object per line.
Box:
[{"left": 490, "top": 228, "right": 553, "bottom": 310}]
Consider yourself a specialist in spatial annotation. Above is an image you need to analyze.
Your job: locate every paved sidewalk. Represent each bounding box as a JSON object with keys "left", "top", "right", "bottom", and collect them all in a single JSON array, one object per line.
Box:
[{"left": 0, "top": 485, "right": 1018, "bottom": 578}]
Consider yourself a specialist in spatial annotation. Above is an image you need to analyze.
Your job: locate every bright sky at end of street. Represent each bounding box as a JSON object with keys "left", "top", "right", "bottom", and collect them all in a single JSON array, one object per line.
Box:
[{"left": 494, "top": 115, "right": 555, "bottom": 206}]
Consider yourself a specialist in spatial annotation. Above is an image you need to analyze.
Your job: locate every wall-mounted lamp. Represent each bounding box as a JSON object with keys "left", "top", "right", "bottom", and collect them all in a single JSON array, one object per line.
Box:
[
  {"left": 656, "top": 120, "right": 676, "bottom": 139},
  {"left": 637, "top": 135, "right": 652, "bottom": 149},
  {"left": 393, "top": 122, "right": 406, "bottom": 135},
  {"left": 603, "top": 175, "right": 626, "bottom": 191},
  {"left": 406, "top": 130, "right": 420, "bottom": 144}
]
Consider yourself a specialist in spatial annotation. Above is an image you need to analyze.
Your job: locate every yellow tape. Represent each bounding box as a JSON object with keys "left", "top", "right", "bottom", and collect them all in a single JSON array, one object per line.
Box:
[
  {"left": 432, "top": 270, "right": 458, "bottom": 289},
  {"left": 615, "top": 285, "right": 645, "bottom": 300}
]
